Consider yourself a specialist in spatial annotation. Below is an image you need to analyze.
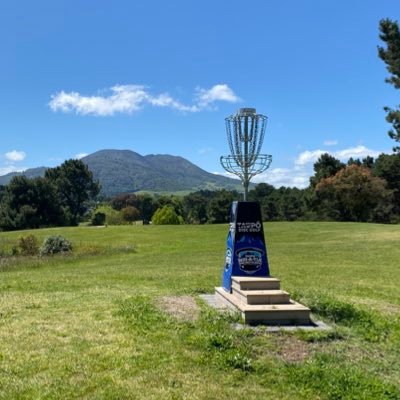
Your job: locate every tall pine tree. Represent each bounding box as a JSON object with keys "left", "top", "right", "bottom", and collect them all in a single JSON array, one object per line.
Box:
[{"left": 378, "top": 19, "right": 400, "bottom": 151}]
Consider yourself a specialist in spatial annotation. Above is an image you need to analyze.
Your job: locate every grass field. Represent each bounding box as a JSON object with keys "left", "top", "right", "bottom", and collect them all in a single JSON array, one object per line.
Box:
[{"left": 1, "top": 222, "right": 400, "bottom": 399}]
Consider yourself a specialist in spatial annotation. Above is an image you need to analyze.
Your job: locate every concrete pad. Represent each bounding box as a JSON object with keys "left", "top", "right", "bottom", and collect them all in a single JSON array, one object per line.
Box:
[
  {"left": 200, "top": 293, "right": 332, "bottom": 332},
  {"left": 215, "top": 286, "right": 311, "bottom": 325},
  {"left": 232, "top": 320, "right": 332, "bottom": 332}
]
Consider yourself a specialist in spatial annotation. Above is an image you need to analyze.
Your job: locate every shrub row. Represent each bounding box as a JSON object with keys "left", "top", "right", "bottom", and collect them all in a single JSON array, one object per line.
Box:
[{"left": 14, "top": 234, "right": 72, "bottom": 257}]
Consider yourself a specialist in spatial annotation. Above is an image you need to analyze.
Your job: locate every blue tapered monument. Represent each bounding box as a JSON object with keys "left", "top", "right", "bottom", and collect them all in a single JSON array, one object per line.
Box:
[
  {"left": 220, "top": 108, "right": 272, "bottom": 292},
  {"left": 216, "top": 108, "right": 311, "bottom": 325}
]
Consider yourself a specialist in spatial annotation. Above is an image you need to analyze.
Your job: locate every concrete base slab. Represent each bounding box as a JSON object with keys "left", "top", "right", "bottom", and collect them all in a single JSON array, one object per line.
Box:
[
  {"left": 215, "top": 286, "right": 311, "bottom": 325},
  {"left": 199, "top": 294, "right": 231, "bottom": 310},
  {"left": 232, "top": 320, "right": 332, "bottom": 332},
  {"left": 200, "top": 293, "right": 331, "bottom": 332}
]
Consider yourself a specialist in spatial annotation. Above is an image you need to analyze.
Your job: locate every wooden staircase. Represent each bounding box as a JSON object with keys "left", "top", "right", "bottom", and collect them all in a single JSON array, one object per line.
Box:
[{"left": 215, "top": 276, "right": 311, "bottom": 325}]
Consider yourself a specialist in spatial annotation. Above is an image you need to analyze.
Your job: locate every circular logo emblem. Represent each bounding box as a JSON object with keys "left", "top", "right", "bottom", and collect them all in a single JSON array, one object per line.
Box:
[{"left": 236, "top": 248, "right": 264, "bottom": 274}]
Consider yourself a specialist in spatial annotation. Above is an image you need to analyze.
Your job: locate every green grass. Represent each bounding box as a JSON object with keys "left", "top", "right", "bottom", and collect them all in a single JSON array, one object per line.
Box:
[{"left": 1, "top": 222, "right": 400, "bottom": 399}]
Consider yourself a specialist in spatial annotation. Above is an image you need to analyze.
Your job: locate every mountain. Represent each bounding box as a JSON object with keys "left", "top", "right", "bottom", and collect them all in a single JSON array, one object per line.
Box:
[
  {"left": 0, "top": 167, "right": 48, "bottom": 185},
  {"left": 0, "top": 149, "right": 243, "bottom": 196},
  {"left": 82, "top": 150, "right": 243, "bottom": 195}
]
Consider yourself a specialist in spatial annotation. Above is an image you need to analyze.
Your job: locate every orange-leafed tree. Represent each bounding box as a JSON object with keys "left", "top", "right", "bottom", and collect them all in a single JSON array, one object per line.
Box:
[{"left": 315, "top": 165, "right": 393, "bottom": 222}]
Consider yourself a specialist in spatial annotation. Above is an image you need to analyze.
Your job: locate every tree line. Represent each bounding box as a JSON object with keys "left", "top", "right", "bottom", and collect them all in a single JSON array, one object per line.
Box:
[
  {"left": 0, "top": 159, "right": 100, "bottom": 230},
  {"left": 87, "top": 151, "right": 398, "bottom": 226},
  {"left": 1, "top": 152, "right": 399, "bottom": 231},
  {"left": 256, "top": 152, "right": 399, "bottom": 224}
]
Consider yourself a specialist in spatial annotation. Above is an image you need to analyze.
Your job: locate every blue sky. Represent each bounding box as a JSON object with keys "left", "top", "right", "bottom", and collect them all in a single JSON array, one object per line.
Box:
[{"left": 0, "top": 0, "right": 399, "bottom": 187}]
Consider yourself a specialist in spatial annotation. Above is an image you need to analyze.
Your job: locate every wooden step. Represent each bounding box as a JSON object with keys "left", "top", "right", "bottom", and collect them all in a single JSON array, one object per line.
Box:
[
  {"left": 231, "top": 276, "right": 281, "bottom": 291},
  {"left": 232, "top": 287, "right": 291, "bottom": 305},
  {"left": 215, "top": 287, "right": 311, "bottom": 325}
]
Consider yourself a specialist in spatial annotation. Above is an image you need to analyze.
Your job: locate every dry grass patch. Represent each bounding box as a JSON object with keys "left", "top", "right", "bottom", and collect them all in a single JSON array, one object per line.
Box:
[
  {"left": 157, "top": 295, "right": 200, "bottom": 322},
  {"left": 270, "top": 333, "right": 313, "bottom": 363}
]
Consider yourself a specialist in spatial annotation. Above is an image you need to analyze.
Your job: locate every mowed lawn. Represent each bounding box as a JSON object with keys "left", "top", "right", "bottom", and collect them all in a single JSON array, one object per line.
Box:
[{"left": 0, "top": 222, "right": 400, "bottom": 399}]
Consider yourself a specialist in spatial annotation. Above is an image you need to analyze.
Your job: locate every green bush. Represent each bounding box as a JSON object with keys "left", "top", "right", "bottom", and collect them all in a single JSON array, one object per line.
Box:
[
  {"left": 121, "top": 206, "right": 141, "bottom": 223},
  {"left": 91, "top": 212, "right": 106, "bottom": 226},
  {"left": 94, "top": 205, "right": 125, "bottom": 225},
  {"left": 40, "top": 235, "right": 72, "bottom": 256},
  {"left": 151, "top": 205, "right": 182, "bottom": 225},
  {"left": 18, "top": 234, "right": 39, "bottom": 256}
]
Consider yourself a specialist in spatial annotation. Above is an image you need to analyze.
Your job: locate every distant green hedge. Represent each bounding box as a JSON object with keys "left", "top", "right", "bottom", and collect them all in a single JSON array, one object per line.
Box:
[{"left": 151, "top": 206, "right": 183, "bottom": 225}]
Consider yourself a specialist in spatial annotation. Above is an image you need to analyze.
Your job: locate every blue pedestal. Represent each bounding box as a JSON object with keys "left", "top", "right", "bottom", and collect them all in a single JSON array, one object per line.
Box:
[{"left": 222, "top": 201, "right": 270, "bottom": 292}]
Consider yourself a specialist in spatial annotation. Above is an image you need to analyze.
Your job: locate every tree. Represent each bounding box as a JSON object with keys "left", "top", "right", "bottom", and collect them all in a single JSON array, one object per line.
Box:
[
  {"left": 136, "top": 193, "right": 156, "bottom": 224},
  {"left": 248, "top": 183, "right": 278, "bottom": 221},
  {"left": 248, "top": 183, "right": 310, "bottom": 221},
  {"left": 45, "top": 159, "right": 100, "bottom": 225},
  {"left": 0, "top": 185, "right": 5, "bottom": 203},
  {"left": 151, "top": 205, "right": 182, "bottom": 225},
  {"left": 182, "top": 191, "right": 209, "bottom": 224},
  {"left": 373, "top": 153, "right": 400, "bottom": 215},
  {"left": 310, "top": 153, "right": 345, "bottom": 186},
  {"left": 260, "top": 191, "right": 280, "bottom": 221},
  {"left": 315, "top": 165, "right": 393, "bottom": 222},
  {"left": 110, "top": 193, "right": 139, "bottom": 211},
  {"left": 91, "top": 212, "right": 106, "bottom": 226},
  {"left": 347, "top": 157, "right": 362, "bottom": 166},
  {"left": 276, "top": 187, "right": 307, "bottom": 221},
  {"left": 248, "top": 183, "right": 275, "bottom": 202},
  {"left": 207, "top": 190, "right": 237, "bottom": 223},
  {"left": 361, "top": 156, "right": 375, "bottom": 169},
  {"left": 347, "top": 156, "right": 375, "bottom": 168},
  {"left": 93, "top": 204, "right": 124, "bottom": 225},
  {"left": 378, "top": 19, "right": 400, "bottom": 151},
  {"left": 121, "top": 206, "right": 141, "bottom": 223},
  {"left": 0, "top": 176, "right": 66, "bottom": 230},
  {"left": 154, "top": 195, "right": 184, "bottom": 218}
]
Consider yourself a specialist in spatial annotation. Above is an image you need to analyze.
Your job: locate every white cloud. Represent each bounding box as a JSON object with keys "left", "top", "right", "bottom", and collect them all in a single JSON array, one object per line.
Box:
[
  {"left": 213, "top": 168, "right": 310, "bottom": 189},
  {"left": 252, "top": 168, "right": 310, "bottom": 188},
  {"left": 5, "top": 150, "right": 26, "bottom": 162},
  {"left": 74, "top": 153, "right": 88, "bottom": 159},
  {"left": 195, "top": 84, "right": 241, "bottom": 108},
  {"left": 295, "top": 150, "right": 325, "bottom": 166},
  {"left": 147, "top": 92, "right": 198, "bottom": 112},
  {"left": 0, "top": 165, "right": 26, "bottom": 176},
  {"left": 323, "top": 140, "right": 338, "bottom": 146},
  {"left": 295, "top": 145, "right": 383, "bottom": 166},
  {"left": 335, "top": 145, "right": 381, "bottom": 160},
  {"left": 49, "top": 84, "right": 240, "bottom": 116},
  {"left": 269, "top": 144, "right": 385, "bottom": 188},
  {"left": 49, "top": 85, "right": 147, "bottom": 116}
]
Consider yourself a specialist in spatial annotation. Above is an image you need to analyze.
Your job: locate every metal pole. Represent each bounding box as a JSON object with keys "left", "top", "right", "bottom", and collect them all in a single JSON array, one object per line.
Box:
[{"left": 244, "top": 115, "right": 249, "bottom": 201}]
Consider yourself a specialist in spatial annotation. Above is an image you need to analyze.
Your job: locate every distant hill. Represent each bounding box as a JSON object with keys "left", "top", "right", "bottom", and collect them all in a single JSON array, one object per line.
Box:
[
  {"left": 0, "top": 167, "right": 48, "bottom": 185},
  {"left": 82, "top": 150, "right": 243, "bottom": 196},
  {"left": 0, "top": 149, "right": 243, "bottom": 196}
]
